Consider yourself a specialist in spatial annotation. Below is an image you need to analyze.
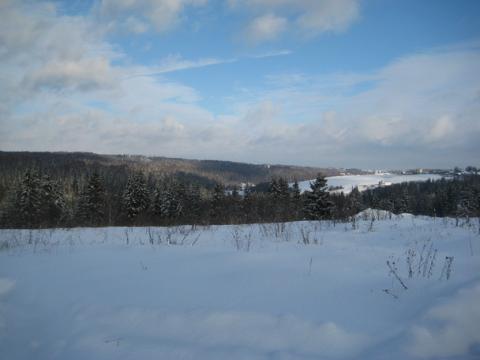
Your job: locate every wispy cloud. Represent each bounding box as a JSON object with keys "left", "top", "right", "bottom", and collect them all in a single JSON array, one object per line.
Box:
[
  {"left": 130, "top": 55, "right": 237, "bottom": 77},
  {"left": 246, "top": 49, "right": 292, "bottom": 59},
  {"left": 126, "top": 50, "right": 293, "bottom": 78}
]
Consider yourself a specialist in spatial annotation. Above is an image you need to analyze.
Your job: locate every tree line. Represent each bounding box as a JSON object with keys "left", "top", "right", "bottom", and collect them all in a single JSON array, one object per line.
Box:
[
  {"left": 363, "top": 174, "right": 480, "bottom": 220},
  {"left": 0, "top": 168, "right": 479, "bottom": 229}
]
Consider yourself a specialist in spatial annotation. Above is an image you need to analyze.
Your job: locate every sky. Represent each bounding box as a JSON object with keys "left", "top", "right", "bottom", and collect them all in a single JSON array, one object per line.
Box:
[{"left": 1, "top": 0, "right": 479, "bottom": 169}]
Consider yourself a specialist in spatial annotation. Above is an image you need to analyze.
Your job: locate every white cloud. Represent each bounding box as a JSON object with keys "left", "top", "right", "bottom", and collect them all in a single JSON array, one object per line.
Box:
[
  {"left": 244, "top": 13, "right": 288, "bottom": 44},
  {"left": 0, "top": 0, "right": 118, "bottom": 108},
  {"left": 231, "top": 0, "right": 360, "bottom": 44},
  {"left": 124, "top": 16, "right": 149, "bottom": 34},
  {"left": 97, "top": 0, "right": 208, "bottom": 33},
  {"left": 426, "top": 115, "right": 455, "bottom": 143},
  {"left": 1, "top": 1, "right": 479, "bottom": 168},
  {"left": 296, "top": 0, "right": 359, "bottom": 34},
  {"left": 24, "top": 58, "right": 117, "bottom": 92},
  {"left": 408, "top": 282, "right": 480, "bottom": 358},
  {"left": 215, "top": 44, "right": 480, "bottom": 167}
]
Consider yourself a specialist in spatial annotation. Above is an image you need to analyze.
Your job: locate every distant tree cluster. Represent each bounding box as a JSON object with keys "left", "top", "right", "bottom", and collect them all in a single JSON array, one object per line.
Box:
[
  {"left": 1, "top": 170, "right": 67, "bottom": 228},
  {"left": 363, "top": 174, "right": 480, "bottom": 220},
  {"left": 0, "top": 166, "right": 479, "bottom": 229}
]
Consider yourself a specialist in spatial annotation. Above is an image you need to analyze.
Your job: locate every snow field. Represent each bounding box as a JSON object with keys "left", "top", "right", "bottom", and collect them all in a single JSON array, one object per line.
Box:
[
  {"left": 0, "top": 212, "right": 479, "bottom": 359},
  {"left": 298, "top": 174, "right": 445, "bottom": 194}
]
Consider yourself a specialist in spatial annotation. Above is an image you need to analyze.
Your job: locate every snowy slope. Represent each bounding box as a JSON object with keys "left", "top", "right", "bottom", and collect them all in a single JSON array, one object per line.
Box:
[
  {"left": 298, "top": 174, "right": 444, "bottom": 194},
  {"left": 0, "top": 214, "right": 479, "bottom": 360}
]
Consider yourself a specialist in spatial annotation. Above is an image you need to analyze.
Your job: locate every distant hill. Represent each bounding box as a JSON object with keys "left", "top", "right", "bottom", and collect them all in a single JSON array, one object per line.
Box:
[{"left": 0, "top": 151, "right": 341, "bottom": 186}]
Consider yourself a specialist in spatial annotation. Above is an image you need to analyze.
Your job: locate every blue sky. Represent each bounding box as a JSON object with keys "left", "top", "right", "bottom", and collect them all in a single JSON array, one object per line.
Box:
[{"left": 1, "top": 0, "right": 480, "bottom": 168}]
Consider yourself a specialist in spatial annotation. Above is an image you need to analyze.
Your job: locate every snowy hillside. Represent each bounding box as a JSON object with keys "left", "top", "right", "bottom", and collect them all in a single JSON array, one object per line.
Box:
[
  {"left": 0, "top": 213, "right": 479, "bottom": 360},
  {"left": 298, "top": 173, "right": 444, "bottom": 194}
]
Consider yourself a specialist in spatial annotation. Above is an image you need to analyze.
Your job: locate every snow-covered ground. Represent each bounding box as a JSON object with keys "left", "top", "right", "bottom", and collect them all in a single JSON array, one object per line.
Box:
[
  {"left": 0, "top": 212, "right": 479, "bottom": 360},
  {"left": 298, "top": 174, "right": 444, "bottom": 194}
]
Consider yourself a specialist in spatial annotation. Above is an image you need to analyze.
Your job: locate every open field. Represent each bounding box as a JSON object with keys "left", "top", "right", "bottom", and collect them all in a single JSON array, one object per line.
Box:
[{"left": 0, "top": 211, "right": 479, "bottom": 359}]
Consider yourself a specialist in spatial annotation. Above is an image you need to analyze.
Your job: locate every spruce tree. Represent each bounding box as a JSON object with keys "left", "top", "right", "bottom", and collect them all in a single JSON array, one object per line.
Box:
[
  {"left": 210, "top": 183, "right": 225, "bottom": 222},
  {"left": 77, "top": 172, "right": 106, "bottom": 226},
  {"left": 122, "top": 172, "right": 150, "bottom": 221},
  {"left": 348, "top": 187, "right": 362, "bottom": 216},
  {"left": 304, "top": 174, "right": 334, "bottom": 220},
  {"left": 186, "top": 184, "right": 202, "bottom": 223},
  {"left": 456, "top": 188, "right": 476, "bottom": 221},
  {"left": 291, "top": 180, "right": 302, "bottom": 219},
  {"left": 17, "top": 170, "right": 42, "bottom": 227},
  {"left": 39, "top": 175, "right": 67, "bottom": 226},
  {"left": 153, "top": 180, "right": 182, "bottom": 221},
  {"left": 152, "top": 187, "right": 163, "bottom": 218},
  {"left": 292, "top": 180, "right": 301, "bottom": 201}
]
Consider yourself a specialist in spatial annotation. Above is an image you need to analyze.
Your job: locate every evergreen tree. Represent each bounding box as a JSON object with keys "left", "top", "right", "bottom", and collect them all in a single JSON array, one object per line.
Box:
[
  {"left": 153, "top": 180, "right": 182, "bottom": 221},
  {"left": 77, "top": 172, "right": 106, "bottom": 226},
  {"left": 347, "top": 187, "right": 362, "bottom": 215},
  {"left": 269, "top": 177, "right": 289, "bottom": 200},
  {"left": 394, "top": 187, "right": 409, "bottom": 213},
  {"left": 210, "top": 183, "right": 225, "bottom": 222},
  {"left": 186, "top": 184, "right": 202, "bottom": 223},
  {"left": 152, "top": 187, "right": 163, "bottom": 217},
  {"left": 304, "top": 174, "right": 334, "bottom": 220},
  {"left": 379, "top": 198, "right": 394, "bottom": 213},
  {"left": 241, "top": 184, "right": 254, "bottom": 222},
  {"left": 456, "top": 188, "right": 476, "bottom": 220},
  {"left": 268, "top": 177, "right": 290, "bottom": 221},
  {"left": 231, "top": 185, "right": 240, "bottom": 199},
  {"left": 291, "top": 180, "right": 302, "bottom": 219},
  {"left": 172, "top": 181, "right": 186, "bottom": 219},
  {"left": 122, "top": 172, "right": 150, "bottom": 221},
  {"left": 16, "top": 170, "right": 42, "bottom": 227},
  {"left": 277, "top": 178, "right": 289, "bottom": 200},
  {"left": 39, "top": 175, "right": 67, "bottom": 226}
]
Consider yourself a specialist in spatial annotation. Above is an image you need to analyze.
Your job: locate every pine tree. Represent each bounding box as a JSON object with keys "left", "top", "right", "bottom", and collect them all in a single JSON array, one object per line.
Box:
[
  {"left": 153, "top": 180, "right": 182, "bottom": 221},
  {"left": 39, "top": 175, "right": 67, "bottom": 226},
  {"left": 231, "top": 185, "right": 240, "bottom": 199},
  {"left": 291, "top": 180, "right": 302, "bottom": 219},
  {"left": 241, "top": 184, "right": 254, "bottom": 222},
  {"left": 210, "top": 183, "right": 225, "bottom": 222},
  {"left": 186, "top": 184, "right": 202, "bottom": 223},
  {"left": 268, "top": 177, "right": 290, "bottom": 221},
  {"left": 347, "top": 187, "right": 362, "bottom": 216},
  {"left": 77, "top": 172, "right": 106, "bottom": 226},
  {"left": 304, "top": 174, "right": 334, "bottom": 220},
  {"left": 269, "top": 177, "right": 289, "bottom": 200},
  {"left": 292, "top": 180, "right": 301, "bottom": 201},
  {"left": 456, "top": 188, "right": 476, "bottom": 221},
  {"left": 152, "top": 187, "right": 163, "bottom": 217},
  {"left": 122, "top": 172, "right": 150, "bottom": 221},
  {"left": 16, "top": 170, "right": 42, "bottom": 227},
  {"left": 170, "top": 182, "right": 185, "bottom": 219},
  {"left": 394, "top": 187, "right": 409, "bottom": 213},
  {"left": 277, "top": 178, "right": 289, "bottom": 200}
]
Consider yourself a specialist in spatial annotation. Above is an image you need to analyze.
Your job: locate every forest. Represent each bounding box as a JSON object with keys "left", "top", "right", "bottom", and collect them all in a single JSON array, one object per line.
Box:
[{"left": 0, "top": 162, "right": 479, "bottom": 229}]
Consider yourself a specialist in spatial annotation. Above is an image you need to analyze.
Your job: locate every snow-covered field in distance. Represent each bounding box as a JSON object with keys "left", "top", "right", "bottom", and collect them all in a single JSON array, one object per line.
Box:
[
  {"left": 0, "top": 212, "right": 479, "bottom": 360},
  {"left": 298, "top": 173, "right": 445, "bottom": 194}
]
